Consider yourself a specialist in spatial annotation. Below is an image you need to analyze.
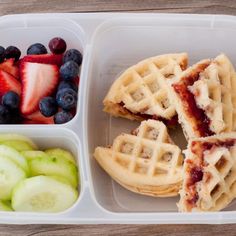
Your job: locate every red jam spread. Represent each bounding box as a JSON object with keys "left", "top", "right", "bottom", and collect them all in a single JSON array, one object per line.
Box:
[
  {"left": 189, "top": 167, "right": 203, "bottom": 186},
  {"left": 186, "top": 139, "right": 236, "bottom": 208},
  {"left": 201, "top": 139, "right": 235, "bottom": 151},
  {"left": 186, "top": 163, "right": 203, "bottom": 207},
  {"left": 187, "top": 193, "right": 199, "bottom": 206},
  {"left": 172, "top": 62, "right": 214, "bottom": 137},
  {"left": 119, "top": 102, "right": 178, "bottom": 127}
]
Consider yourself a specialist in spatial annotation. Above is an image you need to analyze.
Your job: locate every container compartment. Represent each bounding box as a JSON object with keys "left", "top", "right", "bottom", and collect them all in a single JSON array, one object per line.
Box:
[
  {"left": 0, "top": 126, "right": 84, "bottom": 219},
  {"left": 0, "top": 16, "right": 85, "bottom": 125},
  {"left": 86, "top": 15, "right": 236, "bottom": 213}
]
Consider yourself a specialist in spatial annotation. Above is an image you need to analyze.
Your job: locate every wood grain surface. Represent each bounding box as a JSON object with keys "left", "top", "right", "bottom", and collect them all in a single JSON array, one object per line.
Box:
[
  {"left": 1, "top": 0, "right": 236, "bottom": 235},
  {"left": 0, "top": 0, "right": 236, "bottom": 15}
]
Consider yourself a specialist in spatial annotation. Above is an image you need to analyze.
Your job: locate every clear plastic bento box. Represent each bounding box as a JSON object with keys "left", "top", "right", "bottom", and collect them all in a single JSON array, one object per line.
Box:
[{"left": 1, "top": 12, "right": 236, "bottom": 224}]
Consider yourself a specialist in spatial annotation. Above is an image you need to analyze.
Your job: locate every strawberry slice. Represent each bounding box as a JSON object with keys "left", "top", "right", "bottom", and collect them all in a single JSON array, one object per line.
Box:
[
  {"left": 23, "top": 110, "right": 54, "bottom": 124},
  {"left": 0, "top": 69, "right": 21, "bottom": 97},
  {"left": 20, "top": 62, "right": 59, "bottom": 115},
  {"left": 0, "top": 59, "right": 19, "bottom": 79},
  {"left": 22, "top": 119, "right": 42, "bottom": 124},
  {"left": 22, "top": 54, "right": 63, "bottom": 67}
]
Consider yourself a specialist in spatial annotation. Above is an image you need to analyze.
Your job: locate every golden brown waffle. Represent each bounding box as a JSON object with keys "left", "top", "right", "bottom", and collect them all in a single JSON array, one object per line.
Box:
[
  {"left": 103, "top": 53, "right": 188, "bottom": 123},
  {"left": 170, "top": 54, "right": 236, "bottom": 139},
  {"left": 94, "top": 119, "right": 183, "bottom": 197},
  {"left": 178, "top": 132, "right": 236, "bottom": 212}
]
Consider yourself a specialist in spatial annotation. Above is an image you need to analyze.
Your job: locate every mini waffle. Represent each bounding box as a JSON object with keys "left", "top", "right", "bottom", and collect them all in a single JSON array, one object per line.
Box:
[
  {"left": 94, "top": 120, "right": 183, "bottom": 197},
  {"left": 170, "top": 54, "right": 236, "bottom": 139},
  {"left": 103, "top": 53, "right": 188, "bottom": 124},
  {"left": 179, "top": 132, "right": 236, "bottom": 212}
]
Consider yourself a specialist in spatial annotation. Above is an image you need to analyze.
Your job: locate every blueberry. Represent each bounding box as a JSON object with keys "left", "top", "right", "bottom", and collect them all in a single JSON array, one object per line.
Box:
[
  {"left": 0, "top": 46, "right": 5, "bottom": 63},
  {"left": 39, "top": 97, "right": 58, "bottom": 117},
  {"left": 54, "top": 110, "right": 73, "bottom": 124},
  {"left": 56, "top": 88, "right": 77, "bottom": 110},
  {"left": 0, "top": 105, "right": 11, "bottom": 124},
  {"left": 49, "top": 37, "right": 67, "bottom": 54},
  {"left": 63, "top": 49, "right": 82, "bottom": 66},
  {"left": 58, "top": 80, "right": 78, "bottom": 92},
  {"left": 27, "top": 43, "right": 47, "bottom": 55},
  {"left": 2, "top": 91, "right": 20, "bottom": 110},
  {"left": 59, "top": 61, "right": 79, "bottom": 81},
  {"left": 9, "top": 109, "right": 22, "bottom": 124},
  {"left": 5, "top": 46, "right": 21, "bottom": 61}
]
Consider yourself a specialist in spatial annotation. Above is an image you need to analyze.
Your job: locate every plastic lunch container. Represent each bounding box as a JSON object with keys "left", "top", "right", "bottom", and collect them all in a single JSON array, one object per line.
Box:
[{"left": 1, "top": 12, "right": 236, "bottom": 224}]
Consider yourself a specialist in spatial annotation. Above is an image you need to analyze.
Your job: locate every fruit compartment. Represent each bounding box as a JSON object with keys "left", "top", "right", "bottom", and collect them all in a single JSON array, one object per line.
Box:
[
  {"left": 0, "top": 15, "right": 85, "bottom": 125},
  {"left": 0, "top": 126, "right": 85, "bottom": 221},
  {"left": 85, "top": 15, "right": 236, "bottom": 213}
]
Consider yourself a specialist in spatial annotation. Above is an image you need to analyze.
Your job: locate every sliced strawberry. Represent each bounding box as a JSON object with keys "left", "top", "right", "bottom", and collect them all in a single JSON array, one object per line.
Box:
[
  {"left": 23, "top": 110, "right": 54, "bottom": 124},
  {"left": 22, "top": 54, "right": 63, "bottom": 67},
  {"left": 0, "top": 69, "right": 21, "bottom": 97},
  {"left": 20, "top": 62, "right": 59, "bottom": 115},
  {"left": 0, "top": 59, "right": 19, "bottom": 79},
  {"left": 22, "top": 119, "right": 42, "bottom": 124}
]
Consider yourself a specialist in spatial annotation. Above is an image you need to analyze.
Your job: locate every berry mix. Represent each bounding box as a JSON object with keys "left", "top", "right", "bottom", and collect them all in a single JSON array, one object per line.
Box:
[{"left": 0, "top": 37, "right": 82, "bottom": 124}]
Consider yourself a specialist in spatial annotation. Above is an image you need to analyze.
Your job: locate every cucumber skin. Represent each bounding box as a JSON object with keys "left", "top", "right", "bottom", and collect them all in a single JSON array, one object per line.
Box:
[
  {"left": 21, "top": 150, "right": 48, "bottom": 161},
  {"left": 0, "top": 134, "right": 37, "bottom": 149},
  {"left": 2, "top": 140, "right": 35, "bottom": 152},
  {"left": 0, "top": 201, "right": 13, "bottom": 211},
  {"left": 29, "top": 156, "right": 78, "bottom": 188},
  {"left": 45, "top": 148, "right": 76, "bottom": 164}
]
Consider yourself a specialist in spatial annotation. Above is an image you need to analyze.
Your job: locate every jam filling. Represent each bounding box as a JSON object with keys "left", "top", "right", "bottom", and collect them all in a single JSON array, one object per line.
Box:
[
  {"left": 188, "top": 167, "right": 203, "bottom": 186},
  {"left": 172, "top": 62, "right": 214, "bottom": 137},
  {"left": 119, "top": 102, "right": 178, "bottom": 127},
  {"left": 186, "top": 139, "right": 236, "bottom": 208},
  {"left": 201, "top": 139, "right": 235, "bottom": 151},
  {"left": 187, "top": 193, "right": 199, "bottom": 206},
  {"left": 185, "top": 162, "right": 203, "bottom": 207}
]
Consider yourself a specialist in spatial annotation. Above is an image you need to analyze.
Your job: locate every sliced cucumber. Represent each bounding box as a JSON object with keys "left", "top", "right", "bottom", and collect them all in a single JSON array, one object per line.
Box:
[
  {"left": 49, "top": 175, "right": 73, "bottom": 186},
  {"left": 2, "top": 140, "right": 35, "bottom": 152},
  {"left": 12, "top": 176, "right": 78, "bottom": 213},
  {"left": 0, "top": 134, "right": 37, "bottom": 149},
  {"left": 29, "top": 155, "right": 78, "bottom": 188},
  {"left": 0, "top": 145, "right": 29, "bottom": 175},
  {"left": 45, "top": 148, "right": 76, "bottom": 164},
  {"left": 0, "top": 201, "right": 13, "bottom": 211},
  {"left": 21, "top": 150, "right": 48, "bottom": 161},
  {"left": 0, "top": 155, "right": 26, "bottom": 200}
]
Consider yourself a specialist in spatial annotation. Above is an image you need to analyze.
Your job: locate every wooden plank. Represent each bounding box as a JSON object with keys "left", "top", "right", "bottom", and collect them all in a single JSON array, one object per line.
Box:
[
  {"left": 0, "top": 0, "right": 235, "bottom": 15},
  {"left": 0, "top": 224, "right": 236, "bottom": 236}
]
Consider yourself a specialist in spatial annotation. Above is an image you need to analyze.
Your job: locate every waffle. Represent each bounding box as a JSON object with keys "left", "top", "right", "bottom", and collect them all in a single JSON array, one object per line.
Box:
[
  {"left": 103, "top": 53, "right": 188, "bottom": 123},
  {"left": 178, "top": 132, "right": 236, "bottom": 212},
  {"left": 94, "top": 119, "right": 183, "bottom": 197},
  {"left": 170, "top": 54, "right": 236, "bottom": 139}
]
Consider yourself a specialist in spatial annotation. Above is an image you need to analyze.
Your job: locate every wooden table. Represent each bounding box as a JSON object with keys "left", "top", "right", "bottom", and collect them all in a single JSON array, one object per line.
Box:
[{"left": 1, "top": 0, "right": 236, "bottom": 235}]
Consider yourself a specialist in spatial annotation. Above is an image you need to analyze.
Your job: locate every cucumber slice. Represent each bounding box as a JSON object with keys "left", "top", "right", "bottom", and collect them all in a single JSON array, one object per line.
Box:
[
  {"left": 0, "top": 201, "right": 13, "bottom": 211},
  {"left": 2, "top": 140, "right": 35, "bottom": 152},
  {"left": 29, "top": 155, "right": 78, "bottom": 188},
  {"left": 0, "top": 134, "right": 37, "bottom": 149},
  {"left": 12, "top": 176, "right": 78, "bottom": 213},
  {"left": 0, "top": 145, "right": 29, "bottom": 175},
  {"left": 45, "top": 148, "right": 76, "bottom": 164},
  {"left": 50, "top": 175, "right": 73, "bottom": 186},
  {"left": 21, "top": 150, "right": 48, "bottom": 161},
  {"left": 0, "top": 155, "right": 26, "bottom": 200}
]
